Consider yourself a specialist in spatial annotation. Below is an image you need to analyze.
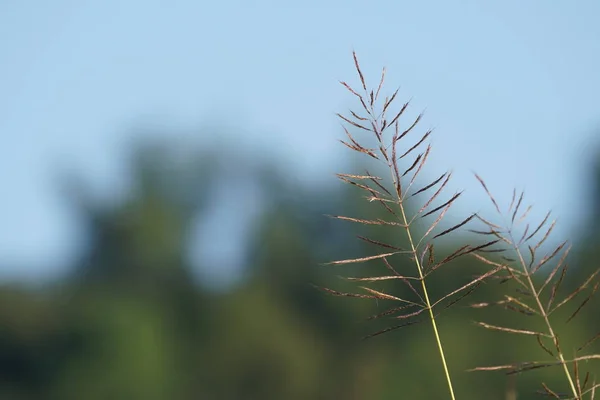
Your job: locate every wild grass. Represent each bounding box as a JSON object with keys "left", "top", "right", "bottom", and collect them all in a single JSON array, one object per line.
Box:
[{"left": 320, "top": 52, "right": 600, "bottom": 399}]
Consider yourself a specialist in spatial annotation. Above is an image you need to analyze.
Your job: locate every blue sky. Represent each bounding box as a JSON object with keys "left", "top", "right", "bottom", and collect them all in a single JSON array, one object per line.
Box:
[{"left": 1, "top": 0, "right": 600, "bottom": 281}]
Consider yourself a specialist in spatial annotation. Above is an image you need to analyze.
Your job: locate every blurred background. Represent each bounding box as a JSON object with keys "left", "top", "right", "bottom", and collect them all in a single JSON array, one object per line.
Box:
[{"left": 1, "top": 1, "right": 600, "bottom": 398}]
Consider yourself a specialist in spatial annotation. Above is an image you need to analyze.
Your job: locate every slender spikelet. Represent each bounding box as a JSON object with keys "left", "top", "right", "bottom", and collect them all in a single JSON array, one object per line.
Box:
[{"left": 469, "top": 176, "right": 600, "bottom": 399}]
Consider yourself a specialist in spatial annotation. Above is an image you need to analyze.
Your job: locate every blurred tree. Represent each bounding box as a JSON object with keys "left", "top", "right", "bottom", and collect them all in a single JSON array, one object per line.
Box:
[
  {"left": 49, "top": 141, "right": 216, "bottom": 399},
  {"left": 0, "top": 132, "right": 597, "bottom": 399}
]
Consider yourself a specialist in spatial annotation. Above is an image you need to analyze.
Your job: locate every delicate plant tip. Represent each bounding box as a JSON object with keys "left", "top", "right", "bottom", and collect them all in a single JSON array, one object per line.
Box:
[
  {"left": 382, "top": 89, "right": 400, "bottom": 116},
  {"left": 374, "top": 67, "right": 386, "bottom": 102},
  {"left": 473, "top": 173, "right": 501, "bottom": 214},
  {"left": 511, "top": 191, "right": 525, "bottom": 224},
  {"left": 508, "top": 188, "right": 517, "bottom": 213},
  {"left": 325, "top": 251, "right": 402, "bottom": 265},
  {"left": 578, "top": 331, "right": 600, "bottom": 354},
  {"left": 337, "top": 112, "right": 371, "bottom": 131},
  {"left": 339, "top": 80, "right": 361, "bottom": 98},
  {"left": 539, "top": 383, "right": 561, "bottom": 399},
  {"left": 352, "top": 51, "right": 367, "bottom": 92},
  {"left": 477, "top": 321, "right": 551, "bottom": 337},
  {"left": 350, "top": 109, "right": 368, "bottom": 121}
]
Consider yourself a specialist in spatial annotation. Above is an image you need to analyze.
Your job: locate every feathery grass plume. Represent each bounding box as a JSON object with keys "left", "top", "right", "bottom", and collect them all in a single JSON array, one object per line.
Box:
[
  {"left": 320, "top": 52, "right": 501, "bottom": 400},
  {"left": 469, "top": 177, "right": 600, "bottom": 399}
]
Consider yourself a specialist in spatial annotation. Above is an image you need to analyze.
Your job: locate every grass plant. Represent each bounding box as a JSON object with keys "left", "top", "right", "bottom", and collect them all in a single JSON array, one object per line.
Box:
[{"left": 321, "top": 52, "right": 600, "bottom": 399}]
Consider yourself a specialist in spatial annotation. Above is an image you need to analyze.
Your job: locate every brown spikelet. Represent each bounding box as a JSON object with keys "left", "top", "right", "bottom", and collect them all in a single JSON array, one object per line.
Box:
[
  {"left": 350, "top": 109, "right": 368, "bottom": 121},
  {"left": 327, "top": 215, "right": 406, "bottom": 226},
  {"left": 583, "top": 372, "right": 591, "bottom": 393},
  {"left": 399, "top": 127, "right": 430, "bottom": 159},
  {"left": 387, "top": 101, "right": 410, "bottom": 128},
  {"left": 421, "top": 202, "right": 453, "bottom": 240},
  {"left": 517, "top": 204, "right": 534, "bottom": 225},
  {"left": 345, "top": 274, "right": 419, "bottom": 283},
  {"left": 474, "top": 173, "right": 501, "bottom": 214},
  {"left": 511, "top": 191, "right": 525, "bottom": 224},
  {"left": 412, "top": 172, "right": 447, "bottom": 197},
  {"left": 402, "top": 153, "right": 423, "bottom": 177},
  {"left": 339, "top": 80, "right": 362, "bottom": 99},
  {"left": 508, "top": 188, "right": 517, "bottom": 214},
  {"left": 421, "top": 191, "right": 462, "bottom": 219},
  {"left": 356, "top": 235, "right": 404, "bottom": 251},
  {"left": 433, "top": 214, "right": 476, "bottom": 239},
  {"left": 374, "top": 67, "right": 386, "bottom": 102},
  {"left": 352, "top": 50, "right": 367, "bottom": 91},
  {"left": 408, "top": 144, "right": 431, "bottom": 188},
  {"left": 539, "top": 383, "right": 562, "bottom": 399},
  {"left": 325, "top": 251, "right": 402, "bottom": 265},
  {"left": 477, "top": 322, "right": 551, "bottom": 337},
  {"left": 578, "top": 331, "right": 600, "bottom": 354},
  {"left": 337, "top": 113, "right": 371, "bottom": 132},
  {"left": 366, "top": 303, "right": 419, "bottom": 320},
  {"left": 362, "top": 320, "right": 421, "bottom": 340},
  {"left": 525, "top": 210, "right": 552, "bottom": 243},
  {"left": 418, "top": 173, "right": 453, "bottom": 214},
  {"left": 537, "top": 335, "right": 555, "bottom": 357},
  {"left": 382, "top": 88, "right": 400, "bottom": 115}
]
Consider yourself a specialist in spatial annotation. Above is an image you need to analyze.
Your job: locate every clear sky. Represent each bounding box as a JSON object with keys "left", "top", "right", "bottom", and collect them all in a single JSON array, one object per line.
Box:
[{"left": 1, "top": 0, "right": 600, "bottom": 281}]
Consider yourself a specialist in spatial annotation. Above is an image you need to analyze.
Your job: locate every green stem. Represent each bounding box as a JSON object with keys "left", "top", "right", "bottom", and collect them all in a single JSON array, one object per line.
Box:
[
  {"left": 373, "top": 108, "right": 456, "bottom": 399},
  {"left": 400, "top": 203, "right": 457, "bottom": 400},
  {"left": 514, "top": 246, "right": 578, "bottom": 398}
]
